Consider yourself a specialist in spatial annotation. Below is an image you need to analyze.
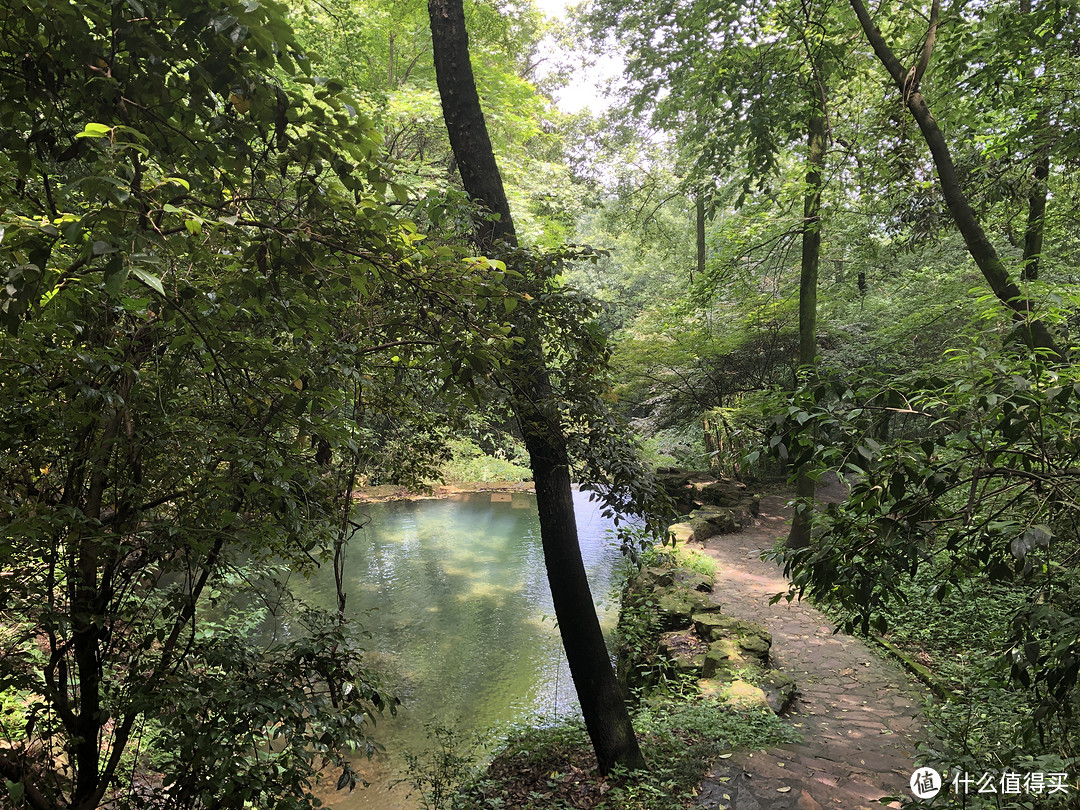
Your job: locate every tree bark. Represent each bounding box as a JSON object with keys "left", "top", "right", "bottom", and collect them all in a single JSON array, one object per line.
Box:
[
  {"left": 427, "top": 0, "right": 645, "bottom": 773},
  {"left": 848, "top": 0, "right": 1062, "bottom": 359},
  {"left": 1019, "top": 0, "right": 1049, "bottom": 284},
  {"left": 1022, "top": 144, "right": 1049, "bottom": 282},
  {"left": 787, "top": 103, "right": 826, "bottom": 550},
  {"left": 695, "top": 190, "right": 705, "bottom": 285}
]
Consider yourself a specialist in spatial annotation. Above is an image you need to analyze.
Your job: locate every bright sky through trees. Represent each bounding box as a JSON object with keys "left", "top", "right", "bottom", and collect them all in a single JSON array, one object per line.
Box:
[{"left": 533, "top": 0, "right": 621, "bottom": 113}]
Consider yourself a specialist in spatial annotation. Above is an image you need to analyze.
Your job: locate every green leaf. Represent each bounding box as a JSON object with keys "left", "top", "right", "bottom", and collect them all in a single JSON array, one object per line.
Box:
[
  {"left": 104, "top": 254, "right": 127, "bottom": 296},
  {"left": 131, "top": 268, "right": 165, "bottom": 295},
  {"left": 5, "top": 781, "right": 24, "bottom": 803},
  {"left": 75, "top": 123, "right": 112, "bottom": 139}
]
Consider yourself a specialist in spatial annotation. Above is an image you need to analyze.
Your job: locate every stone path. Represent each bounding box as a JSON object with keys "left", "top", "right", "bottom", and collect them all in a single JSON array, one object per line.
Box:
[{"left": 695, "top": 492, "right": 926, "bottom": 810}]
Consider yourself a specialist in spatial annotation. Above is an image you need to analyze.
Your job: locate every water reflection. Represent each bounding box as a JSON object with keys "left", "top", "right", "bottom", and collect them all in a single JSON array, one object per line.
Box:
[{"left": 295, "top": 489, "right": 623, "bottom": 810}]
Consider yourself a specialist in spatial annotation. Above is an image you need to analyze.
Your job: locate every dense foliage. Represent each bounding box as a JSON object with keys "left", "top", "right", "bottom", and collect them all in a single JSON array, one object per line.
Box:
[
  {"left": 5, "top": 0, "right": 1080, "bottom": 804},
  {"left": 0, "top": 0, "right": 531, "bottom": 805}
]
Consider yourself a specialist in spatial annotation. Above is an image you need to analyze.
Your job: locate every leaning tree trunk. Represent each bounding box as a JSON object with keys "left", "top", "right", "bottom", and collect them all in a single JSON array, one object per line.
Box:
[
  {"left": 786, "top": 100, "right": 826, "bottom": 549},
  {"left": 427, "top": 0, "right": 645, "bottom": 773},
  {"left": 848, "top": 0, "right": 1062, "bottom": 359}
]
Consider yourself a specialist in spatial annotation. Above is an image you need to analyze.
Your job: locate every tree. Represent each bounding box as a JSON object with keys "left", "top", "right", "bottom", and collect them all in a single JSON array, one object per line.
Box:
[
  {"left": 290, "top": 0, "right": 585, "bottom": 250},
  {"left": 585, "top": 0, "right": 842, "bottom": 534},
  {"left": 845, "top": 0, "right": 1064, "bottom": 358},
  {"left": 0, "top": 0, "right": 521, "bottom": 805},
  {"left": 427, "top": 0, "right": 648, "bottom": 774}
]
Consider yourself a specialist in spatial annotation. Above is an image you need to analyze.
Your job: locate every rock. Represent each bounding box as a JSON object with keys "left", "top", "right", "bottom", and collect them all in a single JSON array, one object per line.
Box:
[
  {"left": 761, "top": 670, "right": 798, "bottom": 714},
  {"left": 689, "top": 516, "right": 722, "bottom": 541},
  {"left": 668, "top": 522, "right": 696, "bottom": 544},
  {"left": 716, "top": 678, "right": 770, "bottom": 709},
  {"left": 690, "top": 507, "right": 739, "bottom": 535},
  {"left": 658, "top": 630, "right": 711, "bottom": 675},
  {"left": 694, "top": 613, "right": 771, "bottom": 644},
  {"left": 658, "top": 468, "right": 761, "bottom": 524},
  {"left": 693, "top": 478, "right": 749, "bottom": 507},
  {"left": 691, "top": 613, "right": 771, "bottom": 667},
  {"left": 655, "top": 587, "right": 721, "bottom": 630},
  {"left": 702, "top": 643, "right": 737, "bottom": 679},
  {"left": 672, "top": 570, "right": 713, "bottom": 593},
  {"left": 689, "top": 503, "right": 760, "bottom": 535},
  {"left": 738, "top": 633, "right": 772, "bottom": 657},
  {"left": 634, "top": 566, "right": 675, "bottom": 591}
]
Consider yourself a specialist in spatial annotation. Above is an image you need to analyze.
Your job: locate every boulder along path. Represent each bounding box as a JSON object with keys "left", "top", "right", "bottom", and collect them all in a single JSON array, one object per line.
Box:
[{"left": 694, "top": 488, "right": 926, "bottom": 810}]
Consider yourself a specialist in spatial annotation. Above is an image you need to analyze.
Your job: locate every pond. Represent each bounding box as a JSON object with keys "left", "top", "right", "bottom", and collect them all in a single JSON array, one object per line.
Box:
[{"left": 289, "top": 489, "right": 626, "bottom": 810}]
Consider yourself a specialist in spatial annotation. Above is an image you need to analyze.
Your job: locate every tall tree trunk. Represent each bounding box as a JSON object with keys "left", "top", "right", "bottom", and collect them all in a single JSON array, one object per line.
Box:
[
  {"left": 427, "top": 0, "right": 645, "bottom": 773},
  {"left": 848, "top": 0, "right": 1062, "bottom": 359},
  {"left": 1021, "top": 139, "right": 1049, "bottom": 282},
  {"left": 1019, "top": 0, "right": 1049, "bottom": 283},
  {"left": 694, "top": 189, "right": 705, "bottom": 285},
  {"left": 786, "top": 103, "right": 826, "bottom": 549}
]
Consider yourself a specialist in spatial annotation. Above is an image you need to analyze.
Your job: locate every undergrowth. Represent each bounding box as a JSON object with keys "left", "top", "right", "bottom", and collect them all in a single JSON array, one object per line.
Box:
[
  {"left": 822, "top": 565, "right": 1079, "bottom": 808},
  {"left": 402, "top": 703, "right": 796, "bottom": 810}
]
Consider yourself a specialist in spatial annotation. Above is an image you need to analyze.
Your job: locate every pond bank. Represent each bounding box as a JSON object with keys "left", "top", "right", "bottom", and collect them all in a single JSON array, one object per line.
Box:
[{"left": 353, "top": 480, "right": 535, "bottom": 503}]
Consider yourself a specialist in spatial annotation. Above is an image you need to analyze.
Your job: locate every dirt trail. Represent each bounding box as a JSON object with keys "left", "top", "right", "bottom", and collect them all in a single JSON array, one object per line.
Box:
[{"left": 695, "top": 491, "right": 926, "bottom": 810}]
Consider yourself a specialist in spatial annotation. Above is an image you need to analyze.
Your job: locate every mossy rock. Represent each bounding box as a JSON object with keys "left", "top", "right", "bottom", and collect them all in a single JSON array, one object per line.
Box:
[
  {"left": 632, "top": 565, "right": 713, "bottom": 597},
  {"left": 690, "top": 512, "right": 735, "bottom": 537},
  {"left": 667, "top": 522, "right": 696, "bottom": 544},
  {"left": 689, "top": 504, "right": 759, "bottom": 535},
  {"left": 658, "top": 630, "right": 709, "bottom": 675},
  {"left": 761, "top": 669, "right": 798, "bottom": 715},
  {"left": 702, "top": 644, "right": 737, "bottom": 679},
  {"left": 658, "top": 631, "right": 736, "bottom": 679},
  {"left": 688, "top": 516, "right": 722, "bottom": 541},
  {"left": 715, "top": 678, "right": 770, "bottom": 710},
  {"left": 633, "top": 566, "right": 675, "bottom": 592},
  {"left": 738, "top": 633, "right": 771, "bottom": 657},
  {"left": 692, "top": 479, "right": 748, "bottom": 507},
  {"left": 692, "top": 613, "right": 771, "bottom": 665},
  {"left": 655, "top": 587, "right": 721, "bottom": 631},
  {"left": 672, "top": 570, "right": 713, "bottom": 593},
  {"left": 692, "top": 613, "right": 770, "bottom": 643}
]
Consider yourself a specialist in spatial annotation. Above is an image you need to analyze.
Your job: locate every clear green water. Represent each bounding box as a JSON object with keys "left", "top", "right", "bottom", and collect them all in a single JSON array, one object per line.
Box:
[{"left": 294, "top": 489, "right": 624, "bottom": 809}]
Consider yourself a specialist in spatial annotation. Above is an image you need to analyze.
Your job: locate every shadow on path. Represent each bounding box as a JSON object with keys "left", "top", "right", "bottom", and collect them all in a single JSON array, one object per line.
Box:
[{"left": 695, "top": 492, "right": 926, "bottom": 810}]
